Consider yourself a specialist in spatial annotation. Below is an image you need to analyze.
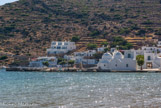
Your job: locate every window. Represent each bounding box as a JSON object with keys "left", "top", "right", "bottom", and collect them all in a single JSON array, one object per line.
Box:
[
  {"left": 62, "top": 47, "right": 67, "bottom": 49},
  {"left": 58, "top": 42, "right": 62, "bottom": 45},
  {"left": 64, "top": 42, "right": 68, "bottom": 45},
  {"left": 126, "top": 64, "right": 128, "bottom": 67},
  {"left": 148, "top": 56, "right": 151, "bottom": 60},
  {"left": 57, "top": 46, "right": 61, "bottom": 49},
  {"left": 52, "top": 46, "right": 56, "bottom": 49},
  {"left": 128, "top": 54, "right": 131, "bottom": 58},
  {"left": 115, "top": 64, "right": 117, "bottom": 67},
  {"left": 52, "top": 42, "right": 56, "bottom": 45}
]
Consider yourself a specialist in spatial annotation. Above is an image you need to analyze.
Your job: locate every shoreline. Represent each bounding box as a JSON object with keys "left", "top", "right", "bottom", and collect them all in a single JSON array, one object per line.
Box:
[{"left": 5, "top": 67, "right": 161, "bottom": 73}]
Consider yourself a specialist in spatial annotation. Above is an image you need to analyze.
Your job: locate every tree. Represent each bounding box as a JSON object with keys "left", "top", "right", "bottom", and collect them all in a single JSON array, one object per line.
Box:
[
  {"left": 0, "top": 55, "right": 8, "bottom": 60},
  {"left": 136, "top": 55, "right": 144, "bottom": 70},
  {"left": 93, "top": 52, "right": 104, "bottom": 60},
  {"left": 136, "top": 29, "right": 146, "bottom": 36},
  {"left": 104, "top": 48, "right": 109, "bottom": 52},
  {"left": 58, "top": 58, "right": 66, "bottom": 64},
  {"left": 87, "top": 43, "right": 97, "bottom": 50},
  {"left": 89, "top": 30, "right": 100, "bottom": 38},
  {"left": 42, "top": 61, "right": 49, "bottom": 67},
  {"left": 59, "top": 61, "right": 66, "bottom": 66},
  {"left": 71, "top": 36, "right": 80, "bottom": 42},
  {"left": 68, "top": 60, "right": 75, "bottom": 66},
  {"left": 101, "top": 41, "right": 108, "bottom": 47},
  {"left": 110, "top": 36, "right": 133, "bottom": 50}
]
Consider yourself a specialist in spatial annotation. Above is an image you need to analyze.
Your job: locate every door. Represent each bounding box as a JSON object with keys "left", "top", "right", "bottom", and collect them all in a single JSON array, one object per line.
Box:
[{"left": 146, "top": 62, "right": 153, "bottom": 69}]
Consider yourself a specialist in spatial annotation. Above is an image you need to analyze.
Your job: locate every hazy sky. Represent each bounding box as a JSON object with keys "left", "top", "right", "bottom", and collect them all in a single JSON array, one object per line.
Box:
[{"left": 0, "top": 0, "right": 18, "bottom": 5}]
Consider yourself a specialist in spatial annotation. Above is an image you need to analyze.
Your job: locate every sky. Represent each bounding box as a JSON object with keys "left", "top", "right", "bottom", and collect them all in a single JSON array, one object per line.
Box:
[{"left": 0, "top": 0, "right": 18, "bottom": 5}]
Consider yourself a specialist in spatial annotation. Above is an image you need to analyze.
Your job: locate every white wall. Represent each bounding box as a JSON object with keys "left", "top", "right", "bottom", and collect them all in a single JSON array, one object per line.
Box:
[{"left": 47, "top": 41, "right": 76, "bottom": 54}]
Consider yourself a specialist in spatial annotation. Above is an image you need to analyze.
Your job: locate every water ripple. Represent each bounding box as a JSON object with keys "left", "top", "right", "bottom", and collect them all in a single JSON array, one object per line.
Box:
[{"left": 0, "top": 70, "right": 161, "bottom": 107}]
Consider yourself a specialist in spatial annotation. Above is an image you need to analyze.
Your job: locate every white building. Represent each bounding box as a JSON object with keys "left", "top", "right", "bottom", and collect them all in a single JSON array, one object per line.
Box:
[
  {"left": 141, "top": 46, "right": 161, "bottom": 53},
  {"left": 64, "top": 55, "right": 75, "bottom": 61},
  {"left": 141, "top": 51, "right": 161, "bottom": 69},
  {"left": 130, "top": 45, "right": 161, "bottom": 69},
  {"left": 97, "top": 46, "right": 105, "bottom": 52},
  {"left": 29, "top": 57, "right": 58, "bottom": 67},
  {"left": 47, "top": 41, "right": 76, "bottom": 55},
  {"left": 74, "top": 50, "right": 96, "bottom": 57},
  {"left": 82, "top": 59, "right": 97, "bottom": 65},
  {"left": 97, "top": 50, "right": 137, "bottom": 71},
  {"left": 110, "top": 48, "right": 117, "bottom": 53},
  {"left": 73, "top": 50, "right": 97, "bottom": 65},
  {"left": 157, "top": 41, "right": 161, "bottom": 47}
]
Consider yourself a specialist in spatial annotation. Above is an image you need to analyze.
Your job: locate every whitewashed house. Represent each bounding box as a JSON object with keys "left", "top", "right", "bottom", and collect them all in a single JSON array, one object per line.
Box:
[
  {"left": 157, "top": 41, "right": 161, "bottom": 47},
  {"left": 130, "top": 45, "right": 161, "bottom": 69},
  {"left": 141, "top": 46, "right": 161, "bottom": 53},
  {"left": 74, "top": 50, "right": 96, "bottom": 57},
  {"left": 141, "top": 51, "right": 161, "bottom": 69},
  {"left": 64, "top": 55, "right": 75, "bottom": 61},
  {"left": 97, "top": 46, "right": 105, "bottom": 52},
  {"left": 97, "top": 50, "right": 137, "bottom": 71},
  {"left": 47, "top": 41, "right": 76, "bottom": 55},
  {"left": 73, "top": 50, "right": 97, "bottom": 65},
  {"left": 29, "top": 57, "right": 58, "bottom": 67},
  {"left": 82, "top": 59, "right": 97, "bottom": 65},
  {"left": 125, "top": 45, "right": 161, "bottom": 70}
]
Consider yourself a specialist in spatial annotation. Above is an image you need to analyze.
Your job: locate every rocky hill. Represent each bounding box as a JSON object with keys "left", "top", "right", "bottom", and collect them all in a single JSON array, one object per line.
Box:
[{"left": 0, "top": 0, "right": 161, "bottom": 57}]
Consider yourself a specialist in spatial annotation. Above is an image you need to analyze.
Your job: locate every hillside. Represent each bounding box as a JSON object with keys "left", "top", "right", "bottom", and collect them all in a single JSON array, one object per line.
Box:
[{"left": 0, "top": 0, "right": 161, "bottom": 57}]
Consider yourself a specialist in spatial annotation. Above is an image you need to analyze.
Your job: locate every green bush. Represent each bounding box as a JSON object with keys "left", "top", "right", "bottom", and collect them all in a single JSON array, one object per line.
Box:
[
  {"left": 4, "top": 26, "right": 15, "bottom": 32},
  {"left": 90, "top": 30, "right": 100, "bottom": 38},
  {"left": 59, "top": 61, "right": 66, "bottom": 65},
  {"left": 101, "top": 42, "right": 108, "bottom": 46},
  {"left": 113, "top": 14, "right": 123, "bottom": 20},
  {"left": 155, "top": 29, "right": 161, "bottom": 35},
  {"left": 68, "top": 60, "right": 75, "bottom": 66},
  {"left": 110, "top": 36, "right": 133, "bottom": 50},
  {"left": 130, "top": 24, "right": 140, "bottom": 30},
  {"left": 89, "top": 30, "right": 101, "bottom": 38},
  {"left": 0, "top": 55, "right": 8, "bottom": 60},
  {"left": 93, "top": 52, "right": 104, "bottom": 60},
  {"left": 71, "top": 36, "right": 80, "bottom": 42},
  {"left": 58, "top": 58, "right": 66, "bottom": 64},
  {"left": 104, "top": 48, "right": 109, "bottom": 52},
  {"left": 42, "top": 61, "right": 49, "bottom": 67},
  {"left": 118, "top": 28, "right": 131, "bottom": 35},
  {"left": 142, "top": 20, "right": 153, "bottom": 25},
  {"left": 136, "top": 29, "right": 146, "bottom": 36},
  {"left": 87, "top": 43, "right": 97, "bottom": 50}
]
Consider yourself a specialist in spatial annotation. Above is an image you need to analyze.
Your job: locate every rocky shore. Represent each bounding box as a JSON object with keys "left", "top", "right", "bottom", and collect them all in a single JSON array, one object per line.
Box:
[{"left": 5, "top": 67, "right": 161, "bottom": 73}]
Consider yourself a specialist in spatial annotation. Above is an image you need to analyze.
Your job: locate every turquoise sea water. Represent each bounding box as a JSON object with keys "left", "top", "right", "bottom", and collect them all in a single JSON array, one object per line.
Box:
[{"left": 0, "top": 69, "right": 161, "bottom": 108}]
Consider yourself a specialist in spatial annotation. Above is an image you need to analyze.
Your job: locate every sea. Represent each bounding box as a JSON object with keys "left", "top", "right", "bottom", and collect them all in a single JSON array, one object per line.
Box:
[{"left": 0, "top": 69, "right": 161, "bottom": 108}]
